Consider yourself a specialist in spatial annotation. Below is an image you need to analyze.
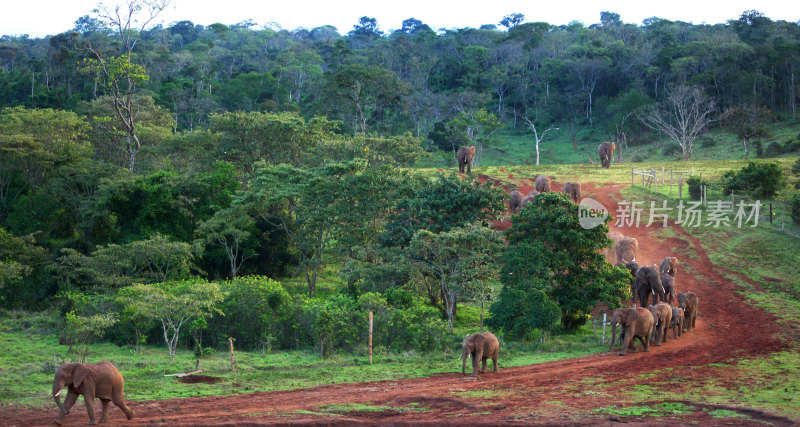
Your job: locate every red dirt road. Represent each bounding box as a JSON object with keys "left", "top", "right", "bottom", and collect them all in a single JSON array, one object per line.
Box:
[{"left": 6, "top": 182, "right": 793, "bottom": 426}]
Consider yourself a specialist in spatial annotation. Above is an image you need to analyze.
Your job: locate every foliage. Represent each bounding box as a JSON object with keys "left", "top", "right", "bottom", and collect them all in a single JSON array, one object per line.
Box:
[
  {"left": 686, "top": 175, "right": 707, "bottom": 200},
  {"left": 379, "top": 174, "right": 506, "bottom": 248},
  {"left": 0, "top": 228, "right": 50, "bottom": 307},
  {"left": 63, "top": 310, "right": 118, "bottom": 362},
  {"left": 499, "top": 192, "right": 630, "bottom": 331},
  {"left": 406, "top": 225, "right": 503, "bottom": 332},
  {"left": 116, "top": 279, "right": 225, "bottom": 363},
  {"left": 721, "top": 161, "right": 785, "bottom": 198},
  {"left": 787, "top": 193, "right": 800, "bottom": 225}
]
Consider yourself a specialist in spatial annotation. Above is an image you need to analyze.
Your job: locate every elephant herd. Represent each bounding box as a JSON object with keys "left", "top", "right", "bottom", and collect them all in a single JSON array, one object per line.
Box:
[
  {"left": 508, "top": 177, "right": 582, "bottom": 214},
  {"left": 607, "top": 234, "right": 700, "bottom": 356}
]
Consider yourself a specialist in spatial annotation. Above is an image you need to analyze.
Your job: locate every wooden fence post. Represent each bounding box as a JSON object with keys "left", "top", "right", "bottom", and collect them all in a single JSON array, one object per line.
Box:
[
  {"left": 229, "top": 337, "right": 236, "bottom": 373},
  {"left": 602, "top": 313, "right": 607, "bottom": 345},
  {"left": 369, "top": 311, "right": 373, "bottom": 365},
  {"left": 678, "top": 173, "right": 683, "bottom": 199}
]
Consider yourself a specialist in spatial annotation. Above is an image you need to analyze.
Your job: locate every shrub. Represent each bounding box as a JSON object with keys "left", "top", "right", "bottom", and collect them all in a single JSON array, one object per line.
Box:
[
  {"left": 722, "top": 162, "right": 785, "bottom": 198},
  {"left": 687, "top": 176, "right": 706, "bottom": 200},
  {"left": 698, "top": 136, "right": 716, "bottom": 147},
  {"left": 661, "top": 141, "right": 682, "bottom": 157},
  {"left": 792, "top": 158, "right": 800, "bottom": 175},
  {"left": 788, "top": 193, "right": 800, "bottom": 225},
  {"left": 763, "top": 142, "right": 784, "bottom": 157}
]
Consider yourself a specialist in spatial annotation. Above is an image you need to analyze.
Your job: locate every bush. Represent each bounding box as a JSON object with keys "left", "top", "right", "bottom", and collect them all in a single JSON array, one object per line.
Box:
[
  {"left": 784, "top": 139, "right": 800, "bottom": 153},
  {"left": 687, "top": 176, "right": 706, "bottom": 200},
  {"left": 788, "top": 193, "right": 800, "bottom": 225},
  {"left": 722, "top": 161, "right": 786, "bottom": 198},
  {"left": 661, "top": 141, "right": 682, "bottom": 157},
  {"left": 763, "top": 142, "right": 785, "bottom": 157},
  {"left": 698, "top": 136, "right": 716, "bottom": 147},
  {"left": 792, "top": 158, "right": 800, "bottom": 175}
]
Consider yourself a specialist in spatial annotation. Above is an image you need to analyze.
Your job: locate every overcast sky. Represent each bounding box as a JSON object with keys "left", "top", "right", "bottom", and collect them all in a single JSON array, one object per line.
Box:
[{"left": 3, "top": 0, "right": 799, "bottom": 38}]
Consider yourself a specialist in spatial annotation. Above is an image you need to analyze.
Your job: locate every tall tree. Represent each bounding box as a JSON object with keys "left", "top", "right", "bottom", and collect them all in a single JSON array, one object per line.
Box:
[
  {"left": 79, "top": 0, "right": 171, "bottom": 171},
  {"left": 637, "top": 84, "right": 717, "bottom": 161}
]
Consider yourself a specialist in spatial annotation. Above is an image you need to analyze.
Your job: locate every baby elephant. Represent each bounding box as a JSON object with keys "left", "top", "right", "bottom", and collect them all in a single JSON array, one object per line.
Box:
[
  {"left": 462, "top": 331, "right": 499, "bottom": 376},
  {"left": 53, "top": 361, "right": 134, "bottom": 425}
]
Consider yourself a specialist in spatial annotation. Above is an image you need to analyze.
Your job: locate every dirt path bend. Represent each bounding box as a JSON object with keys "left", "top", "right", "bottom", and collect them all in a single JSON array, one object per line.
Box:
[{"left": 6, "top": 182, "right": 791, "bottom": 426}]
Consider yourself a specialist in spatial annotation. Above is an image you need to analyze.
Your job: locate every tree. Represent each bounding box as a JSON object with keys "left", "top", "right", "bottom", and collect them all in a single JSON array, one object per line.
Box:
[
  {"left": 407, "top": 224, "right": 502, "bottom": 333},
  {"left": 447, "top": 108, "right": 502, "bottom": 166},
  {"left": 326, "top": 64, "right": 407, "bottom": 134},
  {"left": 117, "top": 279, "right": 224, "bottom": 363},
  {"left": 724, "top": 105, "right": 774, "bottom": 158},
  {"left": 499, "top": 13, "right": 525, "bottom": 30},
  {"left": 79, "top": 0, "right": 171, "bottom": 171},
  {"left": 195, "top": 205, "right": 255, "bottom": 278},
  {"left": 521, "top": 116, "right": 558, "bottom": 165},
  {"left": 638, "top": 85, "right": 717, "bottom": 161},
  {"left": 502, "top": 192, "right": 629, "bottom": 330}
]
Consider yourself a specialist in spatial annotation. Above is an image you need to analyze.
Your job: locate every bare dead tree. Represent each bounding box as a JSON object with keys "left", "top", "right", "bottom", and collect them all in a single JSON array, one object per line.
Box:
[
  {"left": 637, "top": 85, "right": 717, "bottom": 161},
  {"left": 521, "top": 116, "right": 558, "bottom": 166}
]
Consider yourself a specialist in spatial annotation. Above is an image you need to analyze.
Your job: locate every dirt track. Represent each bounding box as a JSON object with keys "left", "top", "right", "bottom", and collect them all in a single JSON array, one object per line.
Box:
[{"left": 6, "top": 181, "right": 792, "bottom": 426}]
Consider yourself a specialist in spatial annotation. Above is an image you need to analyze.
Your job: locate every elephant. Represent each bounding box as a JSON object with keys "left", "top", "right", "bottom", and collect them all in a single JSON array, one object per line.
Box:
[
  {"left": 661, "top": 273, "right": 677, "bottom": 305},
  {"left": 562, "top": 182, "right": 582, "bottom": 203},
  {"left": 509, "top": 190, "right": 523, "bottom": 214},
  {"left": 605, "top": 231, "right": 624, "bottom": 263},
  {"left": 608, "top": 307, "right": 654, "bottom": 356},
  {"left": 521, "top": 193, "right": 537, "bottom": 208},
  {"left": 52, "top": 361, "right": 134, "bottom": 425},
  {"left": 535, "top": 175, "right": 551, "bottom": 193},
  {"left": 616, "top": 261, "right": 640, "bottom": 305},
  {"left": 634, "top": 265, "right": 664, "bottom": 308},
  {"left": 598, "top": 141, "right": 616, "bottom": 168},
  {"left": 671, "top": 306, "right": 684, "bottom": 339},
  {"left": 462, "top": 331, "right": 499, "bottom": 376},
  {"left": 678, "top": 292, "right": 699, "bottom": 332},
  {"left": 457, "top": 145, "right": 476, "bottom": 174},
  {"left": 613, "top": 237, "right": 639, "bottom": 264},
  {"left": 659, "top": 256, "right": 679, "bottom": 278},
  {"left": 648, "top": 302, "right": 673, "bottom": 346}
]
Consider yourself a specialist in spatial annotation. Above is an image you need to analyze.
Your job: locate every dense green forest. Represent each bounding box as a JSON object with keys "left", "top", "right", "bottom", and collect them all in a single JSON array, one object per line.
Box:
[{"left": 1, "top": 3, "right": 800, "bottom": 360}]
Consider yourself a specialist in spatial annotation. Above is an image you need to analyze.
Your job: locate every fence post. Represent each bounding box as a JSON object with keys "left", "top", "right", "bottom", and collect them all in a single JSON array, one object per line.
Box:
[
  {"left": 662, "top": 167, "right": 665, "bottom": 184},
  {"left": 642, "top": 169, "right": 645, "bottom": 187},
  {"left": 653, "top": 169, "right": 658, "bottom": 193},
  {"left": 670, "top": 170, "right": 674, "bottom": 196},
  {"left": 678, "top": 173, "right": 683, "bottom": 199},
  {"left": 369, "top": 311, "right": 373, "bottom": 365},
  {"left": 229, "top": 337, "right": 236, "bottom": 373},
  {"left": 602, "top": 313, "right": 607, "bottom": 345},
  {"left": 770, "top": 203, "right": 773, "bottom": 224}
]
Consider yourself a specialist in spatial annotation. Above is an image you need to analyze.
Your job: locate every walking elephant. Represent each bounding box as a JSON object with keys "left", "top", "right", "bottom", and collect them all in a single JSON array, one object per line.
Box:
[
  {"left": 52, "top": 361, "right": 134, "bottom": 425},
  {"left": 598, "top": 141, "right": 616, "bottom": 168},
  {"left": 678, "top": 292, "right": 699, "bottom": 332},
  {"left": 659, "top": 256, "right": 679, "bottom": 278},
  {"left": 671, "top": 306, "right": 684, "bottom": 339},
  {"left": 634, "top": 265, "right": 664, "bottom": 308},
  {"left": 661, "top": 273, "right": 677, "bottom": 305},
  {"left": 457, "top": 145, "right": 476, "bottom": 174},
  {"left": 521, "top": 192, "right": 537, "bottom": 209},
  {"left": 509, "top": 190, "right": 523, "bottom": 214},
  {"left": 535, "top": 175, "right": 551, "bottom": 193},
  {"left": 648, "top": 302, "right": 673, "bottom": 346},
  {"left": 613, "top": 237, "right": 639, "bottom": 264},
  {"left": 606, "top": 231, "right": 624, "bottom": 263},
  {"left": 608, "top": 307, "right": 654, "bottom": 356},
  {"left": 562, "top": 182, "right": 582, "bottom": 203},
  {"left": 462, "top": 331, "right": 499, "bottom": 376}
]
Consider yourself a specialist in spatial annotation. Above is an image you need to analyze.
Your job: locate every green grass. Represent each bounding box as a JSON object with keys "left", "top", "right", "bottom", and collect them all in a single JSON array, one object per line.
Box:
[{"left": 594, "top": 402, "right": 695, "bottom": 418}]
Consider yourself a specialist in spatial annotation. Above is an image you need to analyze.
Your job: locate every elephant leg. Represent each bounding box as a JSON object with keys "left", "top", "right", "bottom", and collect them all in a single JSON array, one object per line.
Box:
[
  {"left": 113, "top": 394, "right": 134, "bottom": 420},
  {"left": 55, "top": 391, "right": 79, "bottom": 425},
  {"left": 100, "top": 399, "right": 109, "bottom": 423},
  {"left": 83, "top": 392, "right": 97, "bottom": 425},
  {"left": 480, "top": 357, "right": 487, "bottom": 373},
  {"left": 492, "top": 354, "right": 498, "bottom": 373}
]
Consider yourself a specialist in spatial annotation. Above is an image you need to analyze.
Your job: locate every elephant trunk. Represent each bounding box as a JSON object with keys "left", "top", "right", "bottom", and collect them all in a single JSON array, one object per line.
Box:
[
  {"left": 53, "top": 393, "right": 67, "bottom": 416},
  {"left": 608, "top": 323, "right": 617, "bottom": 351},
  {"left": 462, "top": 349, "right": 468, "bottom": 376}
]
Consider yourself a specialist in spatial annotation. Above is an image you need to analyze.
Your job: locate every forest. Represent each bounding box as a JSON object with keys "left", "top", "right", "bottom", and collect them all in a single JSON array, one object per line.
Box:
[{"left": 1, "top": 2, "right": 800, "bottom": 362}]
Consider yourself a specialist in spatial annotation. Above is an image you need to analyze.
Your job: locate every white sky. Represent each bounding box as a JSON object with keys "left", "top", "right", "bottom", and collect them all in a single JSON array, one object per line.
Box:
[{"left": 2, "top": 0, "right": 799, "bottom": 38}]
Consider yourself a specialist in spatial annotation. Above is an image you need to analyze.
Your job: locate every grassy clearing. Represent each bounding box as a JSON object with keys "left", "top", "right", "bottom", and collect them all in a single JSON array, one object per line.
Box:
[{"left": 594, "top": 402, "right": 695, "bottom": 418}]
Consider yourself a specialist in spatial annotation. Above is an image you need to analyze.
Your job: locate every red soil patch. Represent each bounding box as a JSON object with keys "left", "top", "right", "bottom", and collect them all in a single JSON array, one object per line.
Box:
[
  {"left": 8, "top": 181, "right": 791, "bottom": 426},
  {"left": 177, "top": 375, "right": 223, "bottom": 384}
]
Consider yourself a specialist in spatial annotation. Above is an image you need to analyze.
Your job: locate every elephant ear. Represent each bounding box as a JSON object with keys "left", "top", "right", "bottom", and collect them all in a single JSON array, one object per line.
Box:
[
  {"left": 472, "top": 334, "right": 485, "bottom": 349},
  {"left": 72, "top": 364, "right": 89, "bottom": 388}
]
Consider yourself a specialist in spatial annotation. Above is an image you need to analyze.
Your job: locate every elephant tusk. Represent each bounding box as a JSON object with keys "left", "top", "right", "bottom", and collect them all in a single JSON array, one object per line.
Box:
[{"left": 54, "top": 390, "right": 61, "bottom": 397}]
